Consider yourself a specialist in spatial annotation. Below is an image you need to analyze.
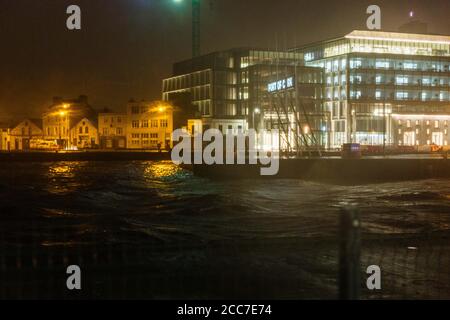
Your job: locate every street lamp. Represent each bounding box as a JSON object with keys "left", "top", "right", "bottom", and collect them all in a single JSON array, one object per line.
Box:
[{"left": 58, "top": 110, "right": 66, "bottom": 149}]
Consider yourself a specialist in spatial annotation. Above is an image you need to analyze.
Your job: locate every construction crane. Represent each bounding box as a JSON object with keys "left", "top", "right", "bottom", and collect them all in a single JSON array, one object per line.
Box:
[{"left": 173, "top": 0, "right": 204, "bottom": 58}]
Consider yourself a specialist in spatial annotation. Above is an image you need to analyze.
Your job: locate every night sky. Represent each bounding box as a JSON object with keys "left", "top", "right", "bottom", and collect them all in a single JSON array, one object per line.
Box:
[{"left": 0, "top": 0, "right": 449, "bottom": 119}]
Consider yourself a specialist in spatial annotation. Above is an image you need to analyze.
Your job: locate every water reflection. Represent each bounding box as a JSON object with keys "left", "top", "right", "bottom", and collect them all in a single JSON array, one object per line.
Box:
[
  {"left": 46, "top": 162, "right": 86, "bottom": 194},
  {"left": 144, "top": 161, "right": 185, "bottom": 179}
]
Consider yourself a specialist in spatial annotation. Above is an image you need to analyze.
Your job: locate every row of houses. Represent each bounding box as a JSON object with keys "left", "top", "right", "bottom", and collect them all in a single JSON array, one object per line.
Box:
[{"left": 0, "top": 96, "right": 174, "bottom": 151}]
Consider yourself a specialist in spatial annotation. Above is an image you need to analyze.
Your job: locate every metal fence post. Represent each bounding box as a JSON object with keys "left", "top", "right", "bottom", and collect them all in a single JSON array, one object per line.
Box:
[{"left": 339, "top": 206, "right": 361, "bottom": 300}]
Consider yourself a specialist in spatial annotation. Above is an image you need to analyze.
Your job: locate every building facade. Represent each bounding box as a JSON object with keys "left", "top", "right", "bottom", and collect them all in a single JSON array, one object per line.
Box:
[
  {"left": 42, "top": 95, "right": 97, "bottom": 149},
  {"left": 0, "top": 127, "right": 10, "bottom": 151},
  {"left": 9, "top": 119, "right": 43, "bottom": 151},
  {"left": 162, "top": 48, "right": 327, "bottom": 151},
  {"left": 70, "top": 118, "right": 99, "bottom": 149},
  {"left": 162, "top": 49, "right": 304, "bottom": 126},
  {"left": 98, "top": 112, "right": 127, "bottom": 149},
  {"left": 294, "top": 30, "right": 450, "bottom": 148},
  {"left": 126, "top": 101, "right": 173, "bottom": 150}
]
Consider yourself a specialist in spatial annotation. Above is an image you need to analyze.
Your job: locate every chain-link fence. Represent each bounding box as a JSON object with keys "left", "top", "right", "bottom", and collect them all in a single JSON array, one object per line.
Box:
[{"left": 1, "top": 207, "right": 450, "bottom": 300}]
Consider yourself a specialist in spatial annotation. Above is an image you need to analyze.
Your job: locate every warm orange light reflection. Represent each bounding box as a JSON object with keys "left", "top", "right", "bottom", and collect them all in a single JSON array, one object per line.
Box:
[{"left": 145, "top": 162, "right": 179, "bottom": 178}]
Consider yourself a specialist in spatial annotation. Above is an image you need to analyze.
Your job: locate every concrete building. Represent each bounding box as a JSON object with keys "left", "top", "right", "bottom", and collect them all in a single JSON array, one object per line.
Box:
[
  {"left": 98, "top": 112, "right": 127, "bottom": 149},
  {"left": 9, "top": 119, "right": 43, "bottom": 151},
  {"left": 126, "top": 100, "right": 173, "bottom": 150},
  {"left": 42, "top": 95, "right": 97, "bottom": 149},
  {"left": 70, "top": 118, "right": 99, "bottom": 149}
]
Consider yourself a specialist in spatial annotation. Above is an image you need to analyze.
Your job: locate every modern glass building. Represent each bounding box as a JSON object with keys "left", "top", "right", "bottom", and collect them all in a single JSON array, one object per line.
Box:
[
  {"left": 293, "top": 30, "right": 450, "bottom": 148},
  {"left": 162, "top": 48, "right": 327, "bottom": 151},
  {"left": 163, "top": 31, "right": 450, "bottom": 151}
]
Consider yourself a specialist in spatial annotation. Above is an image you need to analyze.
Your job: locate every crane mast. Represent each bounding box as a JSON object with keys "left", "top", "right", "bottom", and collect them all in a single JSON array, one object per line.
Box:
[{"left": 192, "top": 0, "right": 200, "bottom": 57}]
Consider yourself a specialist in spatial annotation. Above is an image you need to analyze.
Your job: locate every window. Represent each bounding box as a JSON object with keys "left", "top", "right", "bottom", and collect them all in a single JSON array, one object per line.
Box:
[
  {"left": 131, "top": 106, "right": 140, "bottom": 114},
  {"left": 150, "top": 133, "right": 158, "bottom": 139},
  {"left": 350, "top": 59, "right": 362, "bottom": 69},
  {"left": 103, "top": 128, "right": 109, "bottom": 135},
  {"left": 140, "top": 106, "right": 148, "bottom": 114},
  {"left": 396, "top": 92, "right": 408, "bottom": 100},
  {"left": 142, "top": 120, "right": 149, "bottom": 128},
  {"left": 396, "top": 76, "right": 408, "bottom": 85},
  {"left": 79, "top": 127, "right": 82, "bottom": 134},
  {"left": 434, "top": 121, "right": 439, "bottom": 129},
  {"left": 151, "top": 120, "right": 158, "bottom": 128},
  {"left": 160, "top": 119, "right": 168, "bottom": 128},
  {"left": 376, "top": 61, "right": 389, "bottom": 69},
  {"left": 141, "top": 133, "right": 149, "bottom": 139},
  {"left": 85, "top": 127, "right": 89, "bottom": 134},
  {"left": 350, "top": 76, "right": 361, "bottom": 84},
  {"left": 116, "top": 128, "right": 123, "bottom": 135},
  {"left": 375, "top": 91, "right": 381, "bottom": 100},
  {"left": 403, "top": 63, "right": 418, "bottom": 70},
  {"left": 132, "top": 121, "right": 139, "bottom": 128}
]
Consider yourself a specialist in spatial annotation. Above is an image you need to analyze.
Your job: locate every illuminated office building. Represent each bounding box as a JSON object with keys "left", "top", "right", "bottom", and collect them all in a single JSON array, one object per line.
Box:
[
  {"left": 294, "top": 30, "right": 450, "bottom": 148},
  {"left": 163, "top": 31, "right": 450, "bottom": 150},
  {"left": 162, "top": 48, "right": 325, "bottom": 151}
]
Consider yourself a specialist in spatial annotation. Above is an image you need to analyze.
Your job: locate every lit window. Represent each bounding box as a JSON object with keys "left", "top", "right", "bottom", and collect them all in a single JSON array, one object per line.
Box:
[
  {"left": 396, "top": 76, "right": 408, "bottom": 85},
  {"left": 435, "top": 121, "right": 439, "bottom": 129},
  {"left": 396, "top": 92, "right": 408, "bottom": 100},
  {"left": 350, "top": 59, "right": 362, "bottom": 69},
  {"left": 375, "top": 91, "right": 381, "bottom": 100},
  {"left": 375, "top": 61, "right": 389, "bottom": 69},
  {"left": 403, "top": 63, "right": 417, "bottom": 70}
]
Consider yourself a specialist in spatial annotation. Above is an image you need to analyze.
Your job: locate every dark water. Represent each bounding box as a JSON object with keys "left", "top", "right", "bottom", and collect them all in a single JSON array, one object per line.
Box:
[{"left": 0, "top": 161, "right": 449, "bottom": 299}]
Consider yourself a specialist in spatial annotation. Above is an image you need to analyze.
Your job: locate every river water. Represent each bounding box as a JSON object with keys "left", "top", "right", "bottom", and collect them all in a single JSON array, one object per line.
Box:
[{"left": 0, "top": 161, "right": 449, "bottom": 299}]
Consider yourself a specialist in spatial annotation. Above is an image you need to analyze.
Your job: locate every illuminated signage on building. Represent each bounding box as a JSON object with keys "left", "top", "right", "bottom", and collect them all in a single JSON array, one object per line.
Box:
[{"left": 267, "top": 77, "right": 294, "bottom": 93}]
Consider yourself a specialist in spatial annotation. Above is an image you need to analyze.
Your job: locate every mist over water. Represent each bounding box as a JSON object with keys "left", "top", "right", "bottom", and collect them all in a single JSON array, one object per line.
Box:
[{"left": 1, "top": 161, "right": 449, "bottom": 299}]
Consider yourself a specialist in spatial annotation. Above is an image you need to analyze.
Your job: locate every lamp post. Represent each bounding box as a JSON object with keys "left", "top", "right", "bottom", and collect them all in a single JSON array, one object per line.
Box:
[
  {"left": 158, "top": 104, "right": 170, "bottom": 150},
  {"left": 59, "top": 110, "right": 66, "bottom": 149}
]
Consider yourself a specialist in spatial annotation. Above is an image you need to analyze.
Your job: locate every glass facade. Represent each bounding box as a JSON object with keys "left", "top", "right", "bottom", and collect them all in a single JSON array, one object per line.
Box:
[
  {"left": 162, "top": 49, "right": 304, "bottom": 120},
  {"left": 296, "top": 30, "right": 450, "bottom": 148}
]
